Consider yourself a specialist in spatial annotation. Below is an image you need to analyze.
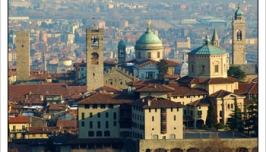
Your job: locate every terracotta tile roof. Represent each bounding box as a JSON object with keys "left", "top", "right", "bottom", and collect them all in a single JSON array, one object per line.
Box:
[
  {"left": 209, "top": 90, "right": 232, "bottom": 98},
  {"left": 56, "top": 120, "right": 77, "bottom": 128},
  {"left": 234, "top": 82, "right": 258, "bottom": 95},
  {"left": 178, "top": 76, "right": 238, "bottom": 84},
  {"left": 135, "top": 59, "right": 157, "bottom": 68},
  {"left": 9, "top": 84, "right": 87, "bottom": 101},
  {"left": 28, "top": 126, "right": 58, "bottom": 133},
  {"left": 164, "top": 74, "right": 180, "bottom": 79},
  {"left": 48, "top": 104, "right": 67, "bottom": 111},
  {"left": 136, "top": 83, "right": 175, "bottom": 92},
  {"left": 100, "top": 84, "right": 122, "bottom": 92},
  {"left": 104, "top": 60, "right": 118, "bottom": 65},
  {"left": 9, "top": 116, "right": 29, "bottom": 124},
  {"left": 127, "top": 79, "right": 162, "bottom": 89},
  {"left": 234, "top": 83, "right": 251, "bottom": 95},
  {"left": 76, "top": 92, "right": 137, "bottom": 105},
  {"left": 165, "top": 59, "right": 180, "bottom": 67},
  {"left": 187, "top": 98, "right": 210, "bottom": 107},
  {"left": 131, "top": 96, "right": 183, "bottom": 108},
  {"left": 169, "top": 83, "right": 208, "bottom": 96},
  {"left": 248, "top": 82, "right": 258, "bottom": 94}
]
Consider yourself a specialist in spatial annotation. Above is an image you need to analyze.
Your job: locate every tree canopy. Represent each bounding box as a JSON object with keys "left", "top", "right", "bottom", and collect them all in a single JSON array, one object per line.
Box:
[
  {"left": 227, "top": 66, "right": 246, "bottom": 81},
  {"left": 227, "top": 100, "right": 244, "bottom": 132}
]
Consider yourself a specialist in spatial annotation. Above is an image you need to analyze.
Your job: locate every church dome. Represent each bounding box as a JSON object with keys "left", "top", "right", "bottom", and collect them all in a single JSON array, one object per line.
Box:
[
  {"left": 188, "top": 35, "right": 226, "bottom": 55},
  {"left": 174, "top": 62, "right": 188, "bottom": 78},
  {"left": 136, "top": 28, "right": 162, "bottom": 44},
  {"left": 118, "top": 39, "right": 126, "bottom": 47},
  {"left": 235, "top": 5, "right": 244, "bottom": 19}
]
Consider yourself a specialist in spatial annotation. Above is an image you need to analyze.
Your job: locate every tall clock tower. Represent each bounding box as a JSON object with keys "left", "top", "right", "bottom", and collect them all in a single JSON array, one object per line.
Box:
[
  {"left": 232, "top": 5, "right": 246, "bottom": 64},
  {"left": 117, "top": 39, "right": 126, "bottom": 64},
  {"left": 86, "top": 26, "right": 104, "bottom": 91}
]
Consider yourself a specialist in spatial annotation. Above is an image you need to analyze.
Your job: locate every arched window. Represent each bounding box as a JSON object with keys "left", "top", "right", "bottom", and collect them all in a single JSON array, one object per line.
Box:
[
  {"left": 91, "top": 52, "right": 99, "bottom": 65},
  {"left": 237, "top": 30, "right": 242, "bottom": 40},
  {"left": 228, "top": 104, "right": 230, "bottom": 109},
  {"left": 231, "top": 104, "right": 234, "bottom": 109}
]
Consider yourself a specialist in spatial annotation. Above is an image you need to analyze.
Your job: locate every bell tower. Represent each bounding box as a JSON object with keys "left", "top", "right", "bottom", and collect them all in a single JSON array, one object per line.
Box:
[
  {"left": 232, "top": 4, "right": 246, "bottom": 64},
  {"left": 117, "top": 39, "right": 126, "bottom": 64},
  {"left": 86, "top": 25, "right": 104, "bottom": 91}
]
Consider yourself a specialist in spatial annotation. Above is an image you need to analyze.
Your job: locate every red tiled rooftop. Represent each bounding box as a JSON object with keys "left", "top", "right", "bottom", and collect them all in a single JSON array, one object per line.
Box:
[
  {"left": 209, "top": 90, "right": 232, "bottom": 98},
  {"left": 132, "top": 96, "right": 183, "bottom": 108},
  {"left": 9, "top": 116, "right": 29, "bottom": 124},
  {"left": 76, "top": 92, "right": 137, "bottom": 105},
  {"left": 169, "top": 83, "right": 208, "bottom": 96},
  {"left": 136, "top": 83, "right": 175, "bottom": 92},
  {"left": 56, "top": 120, "right": 77, "bottom": 128},
  {"left": 135, "top": 59, "right": 157, "bottom": 68}
]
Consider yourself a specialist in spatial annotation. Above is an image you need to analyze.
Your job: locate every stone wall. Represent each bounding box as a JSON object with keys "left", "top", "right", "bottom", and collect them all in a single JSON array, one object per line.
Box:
[{"left": 139, "top": 138, "right": 258, "bottom": 152}]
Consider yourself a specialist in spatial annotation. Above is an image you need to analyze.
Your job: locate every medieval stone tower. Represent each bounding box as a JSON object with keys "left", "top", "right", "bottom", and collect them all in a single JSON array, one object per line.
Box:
[
  {"left": 16, "top": 30, "right": 30, "bottom": 81},
  {"left": 117, "top": 39, "right": 126, "bottom": 64},
  {"left": 86, "top": 26, "right": 104, "bottom": 91},
  {"left": 232, "top": 5, "right": 246, "bottom": 64}
]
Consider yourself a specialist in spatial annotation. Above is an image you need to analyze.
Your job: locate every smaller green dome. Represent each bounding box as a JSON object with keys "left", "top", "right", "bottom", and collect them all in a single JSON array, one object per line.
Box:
[
  {"left": 118, "top": 39, "right": 126, "bottom": 47},
  {"left": 188, "top": 35, "right": 226, "bottom": 55},
  {"left": 235, "top": 5, "right": 243, "bottom": 19},
  {"left": 136, "top": 28, "right": 162, "bottom": 44}
]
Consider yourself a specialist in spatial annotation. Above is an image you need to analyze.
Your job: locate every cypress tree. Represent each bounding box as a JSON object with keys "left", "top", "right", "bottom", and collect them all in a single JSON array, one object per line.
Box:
[{"left": 206, "top": 98, "right": 217, "bottom": 128}]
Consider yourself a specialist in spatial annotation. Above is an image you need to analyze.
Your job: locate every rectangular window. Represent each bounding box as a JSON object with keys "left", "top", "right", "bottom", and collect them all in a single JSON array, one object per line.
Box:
[
  {"left": 97, "top": 113, "right": 101, "bottom": 118},
  {"left": 149, "top": 108, "right": 151, "bottom": 112},
  {"left": 138, "top": 52, "right": 141, "bottom": 58},
  {"left": 106, "top": 121, "right": 109, "bottom": 128},
  {"left": 90, "top": 112, "right": 93, "bottom": 118},
  {"left": 98, "top": 121, "right": 101, "bottom": 129},
  {"left": 148, "top": 52, "right": 151, "bottom": 58},
  {"left": 155, "top": 108, "right": 157, "bottom": 112},
  {"left": 157, "top": 52, "right": 160, "bottom": 58},
  {"left": 113, "top": 112, "right": 117, "bottom": 120},
  {"left": 215, "top": 65, "right": 219, "bottom": 73},
  {"left": 82, "top": 121, "right": 85, "bottom": 127},
  {"left": 171, "top": 108, "right": 173, "bottom": 112},
  {"left": 113, "top": 121, "right": 117, "bottom": 126},
  {"left": 106, "top": 112, "right": 109, "bottom": 118},
  {"left": 82, "top": 113, "right": 85, "bottom": 120},
  {"left": 198, "top": 111, "right": 202, "bottom": 115},
  {"left": 202, "top": 65, "right": 205, "bottom": 73},
  {"left": 109, "top": 104, "right": 113, "bottom": 109},
  {"left": 93, "top": 104, "right": 97, "bottom": 109},
  {"left": 85, "top": 105, "right": 90, "bottom": 109},
  {"left": 174, "top": 115, "right": 176, "bottom": 121},
  {"left": 180, "top": 96, "right": 184, "bottom": 98},
  {"left": 100, "top": 104, "right": 105, "bottom": 109},
  {"left": 191, "top": 65, "right": 194, "bottom": 73},
  {"left": 89, "top": 121, "right": 93, "bottom": 128},
  {"left": 220, "top": 111, "right": 223, "bottom": 117},
  {"left": 184, "top": 110, "right": 187, "bottom": 115},
  {"left": 152, "top": 116, "right": 154, "bottom": 122}
]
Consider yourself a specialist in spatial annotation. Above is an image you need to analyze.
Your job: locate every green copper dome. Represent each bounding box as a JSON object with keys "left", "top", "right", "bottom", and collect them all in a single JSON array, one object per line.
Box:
[
  {"left": 188, "top": 35, "right": 226, "bottom": 55},
  {"left": 136, "top": 28, "right": 162, "bottom": 44},
  {"left": 235, "top": 5, "right": 243, "bottom": 19},
  {"left": 118, "top": 39, "right": 126, "bottom": 46}
]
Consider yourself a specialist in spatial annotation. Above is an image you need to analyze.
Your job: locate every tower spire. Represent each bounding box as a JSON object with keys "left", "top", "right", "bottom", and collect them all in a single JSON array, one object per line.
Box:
[{"left": 211, "top": 29, "right": 219, "bottom": 46}]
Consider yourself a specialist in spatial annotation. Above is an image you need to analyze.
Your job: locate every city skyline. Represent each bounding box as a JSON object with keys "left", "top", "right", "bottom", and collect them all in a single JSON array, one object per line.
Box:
[{"left": 1, "top": 1, "right": 261, "bottom": 151}]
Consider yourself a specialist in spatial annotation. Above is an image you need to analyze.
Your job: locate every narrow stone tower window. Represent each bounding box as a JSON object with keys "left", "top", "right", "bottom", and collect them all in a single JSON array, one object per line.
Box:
[
  {"left": 191, "top": 65, "right": 194, "bottom": 73},
  {"left": 202, "top": 65, "right": 205, "bottom": 73},
  {"left": 237, "top": 30, "right": 242, "bottom": 40},
  {"left": 91, "top": 36, "right": 99, "bottom": 47},
  {"left": 91, "top": 52, "right": 99, "bottom": 65}
]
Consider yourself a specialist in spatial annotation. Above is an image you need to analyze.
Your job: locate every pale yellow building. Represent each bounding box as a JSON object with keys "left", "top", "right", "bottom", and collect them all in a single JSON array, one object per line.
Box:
[{"left": 131, "top": 96, "right": 183, "bottom": 140}]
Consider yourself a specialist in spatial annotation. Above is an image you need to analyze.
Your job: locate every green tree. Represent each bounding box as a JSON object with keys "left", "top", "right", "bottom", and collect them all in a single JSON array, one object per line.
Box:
[
  {"left": 244, "top": 98, "right": 258, "bottom": 136},
  {"left": 227, "top": 66, "right": 246, "bottom": 81},
  {"left": 206, "top": 98, "right": 217, "bottom": 128},
  {"left": 156, "top": 59, "right": 168, "bottom": 81},
  {"left": 227, "top": 100, "right": 244, "bottom": 132}
]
